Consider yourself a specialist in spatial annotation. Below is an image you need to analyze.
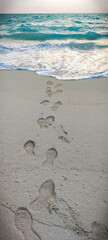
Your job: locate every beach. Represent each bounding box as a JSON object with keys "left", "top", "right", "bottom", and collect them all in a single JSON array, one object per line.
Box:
[{"left": 0, "top": 70, "right": 108, "bottom": 239}]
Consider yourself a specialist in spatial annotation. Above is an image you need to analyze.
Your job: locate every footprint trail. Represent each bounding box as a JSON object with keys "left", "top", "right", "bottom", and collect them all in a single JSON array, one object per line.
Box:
[{"left": 46, "top": 81, "right": 62, "bottom": 97}]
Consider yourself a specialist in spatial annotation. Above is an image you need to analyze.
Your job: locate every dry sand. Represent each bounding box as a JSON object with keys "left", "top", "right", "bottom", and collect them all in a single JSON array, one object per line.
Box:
[{"left": 0, "top": 70, "right": 108, "bottom": 240}]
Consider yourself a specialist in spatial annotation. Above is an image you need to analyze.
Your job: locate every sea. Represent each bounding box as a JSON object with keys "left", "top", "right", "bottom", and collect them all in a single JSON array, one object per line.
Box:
[{"left": 0, "top": 13, "right": 108, "bottom": 80}]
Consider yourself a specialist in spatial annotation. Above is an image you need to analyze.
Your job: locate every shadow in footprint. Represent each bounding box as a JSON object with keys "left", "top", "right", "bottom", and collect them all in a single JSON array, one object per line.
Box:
[
  {"left": 14, "top": 207, "right": 41, "bottom": 240},
  {"left": 37, "top": 116, "right": 55, "bottom": 129},
  {"left": 23, "top": 141, "right": 35, "bottom": 156},
  {"left": 30, "top": 180, "right": 56, "bottom": 211},
  {"left": 42, "top": 148, "right": 58, "bottom": 168},
  {"left": 51, "top": 101, "right": 62, "bottom": 111}
]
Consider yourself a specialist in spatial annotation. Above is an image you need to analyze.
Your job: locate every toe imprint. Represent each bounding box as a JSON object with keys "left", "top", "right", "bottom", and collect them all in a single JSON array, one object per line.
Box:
[
  {"left": 40, "top": 100, "right": 49, "bottom": 105},
  {"left": 23, "top": 141, "right": 35, "bottom": 155},
  {"left": 42, "top": 148, "right": 58, "bottom": 168},
  {"left": 30, "top": 180, "right": 55, "bottom": 211},
  {"left": 51, "top": 101, "right": 62, "bottom": 111},
  {"left": 14, "top": 207, "right": 41, "bottom": 240}
]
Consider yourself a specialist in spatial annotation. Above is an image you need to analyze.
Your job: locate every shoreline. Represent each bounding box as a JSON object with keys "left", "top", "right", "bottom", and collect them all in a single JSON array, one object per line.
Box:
[
  {"left": 0, "top": 70, "right": 108, "bottom": 239},
  {"left": 1, "top": 68, "right": 108, "bottom": 82}
]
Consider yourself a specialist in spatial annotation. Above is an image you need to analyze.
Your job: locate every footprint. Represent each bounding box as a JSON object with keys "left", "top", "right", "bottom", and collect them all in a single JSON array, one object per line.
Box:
[
  {"left": 30, "top": 181, "right": 89, "bottom": 238},
  {"left": 51, "top": 101, "right": 62, "bottom": 111},
  {"left": 30, "top": 180, "right": 56, "bottom": 211},
  {"left": 55, "top": 90, "right": 62, "bottom": 94},
  {"left": 14, "top": 207, "right": 41, "bottom": 240},
  {"left": 42, "top": 148, "right": 58, "bottom": 168},
  {"left": 40, "top": 100, "right": 49, "bottom": 105},
  {"left": 23, "top": 141, "right": 35, "bottom": 156},
  {"left": 45, "top": 116, "right": 55, "bottom": 125},
  {"left": 37, "top": 116, "right": 55, "bottom": 129},
  {"left": 46, "top": 89, "right": 53, "bottom": 97},
  {"left": 92, "top": 221, "right": 108, "bottom": 240},
  {"left": 37, "top": 118, "right": 46, "bottom": 129},
  {"left": 55, "top": 83, "right": 62, "bottom": 88},
  {"left": 47, "top": 81, "right": 53, "bottom": 85}
]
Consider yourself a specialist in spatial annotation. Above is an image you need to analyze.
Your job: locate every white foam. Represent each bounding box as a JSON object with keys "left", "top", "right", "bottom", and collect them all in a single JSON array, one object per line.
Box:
[{"left": 0, "top": 40, "right": 108, "bottom": 80}]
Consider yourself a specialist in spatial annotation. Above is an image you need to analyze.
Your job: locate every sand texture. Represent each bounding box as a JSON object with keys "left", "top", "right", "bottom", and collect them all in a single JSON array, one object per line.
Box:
[{"left": 0, "top": 70, "right": 108, "bottom": 240}]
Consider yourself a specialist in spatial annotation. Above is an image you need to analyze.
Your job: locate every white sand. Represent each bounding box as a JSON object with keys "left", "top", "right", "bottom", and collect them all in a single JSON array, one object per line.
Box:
[{"left": 0, "top": 70, "right": 108, "bottom": 240}]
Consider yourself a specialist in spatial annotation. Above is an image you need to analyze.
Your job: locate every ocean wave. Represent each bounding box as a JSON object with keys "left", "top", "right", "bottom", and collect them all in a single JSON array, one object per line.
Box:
[
  {"left": 16, "top": 25, "right": 82, "bottom": 32},
  {"left": 57, "top": 41, "right": 108, "bottom": 50},
  {"left": 75, "top": 20, "right": 82, "bottom": 24},
  {"left": 0, "top": 44, "right": 12, "bottom": 53},
  {"left": 0, "top": 31, "right": 108, "bottom": 41},
  {"left": 50, "top": 70, "right": 108, "bottom": 80},
  {"left": 16, "top": 25, "right": 39, "bottom": 33},
  {"left": 0, "top": 41, "right": 108, "bottom": 54}
]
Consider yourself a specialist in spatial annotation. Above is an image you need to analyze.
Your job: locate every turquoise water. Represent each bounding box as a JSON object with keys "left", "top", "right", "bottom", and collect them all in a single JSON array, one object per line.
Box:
[{"left": 0, "top": 13, "right": 108, "bottom": 80}]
